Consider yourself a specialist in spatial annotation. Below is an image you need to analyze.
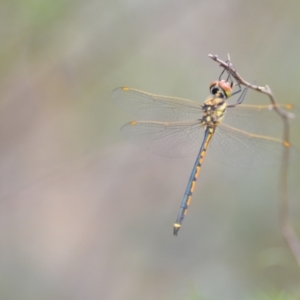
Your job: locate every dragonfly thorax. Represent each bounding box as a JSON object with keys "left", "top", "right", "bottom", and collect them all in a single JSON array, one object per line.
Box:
[{"left": 201, "top": 96, "right": 227, "bottom": 126}]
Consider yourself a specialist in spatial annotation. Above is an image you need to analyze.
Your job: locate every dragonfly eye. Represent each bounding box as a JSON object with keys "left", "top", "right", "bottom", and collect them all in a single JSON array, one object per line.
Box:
[
  {"left": 209, "top": 82, "right": 226, "bottom": 98},
  {"left": 218, "top": 80, "right": 232, "bottom": 98}
]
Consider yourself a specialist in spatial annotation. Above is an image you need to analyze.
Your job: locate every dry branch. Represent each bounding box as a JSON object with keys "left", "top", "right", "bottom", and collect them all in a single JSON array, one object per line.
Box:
[{"left": 208, "top": 54, "right": 300, "bottom": 267}]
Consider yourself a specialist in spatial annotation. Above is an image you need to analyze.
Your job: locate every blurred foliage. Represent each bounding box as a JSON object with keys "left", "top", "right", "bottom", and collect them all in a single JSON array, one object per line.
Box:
[
  {"left": 190, "top": 290, "right": 300, "bottom": 300},
  {"left": 250, "top": 291, "right": 300, "bottom": 300}
]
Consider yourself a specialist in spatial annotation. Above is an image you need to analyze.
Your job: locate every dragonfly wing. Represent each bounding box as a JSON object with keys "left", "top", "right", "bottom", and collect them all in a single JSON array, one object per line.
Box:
[
  {"left": 224, "top": 103, "right": 299, "bottom": 137},
  {"left": 210, "top": 123, "right": 299, "bottom": 167},
  {"left": 120, "top": 120, "right": 204, "bottom": 157},
  {"left": 112, "top": 87, "right": 202, "bottom": 121}
]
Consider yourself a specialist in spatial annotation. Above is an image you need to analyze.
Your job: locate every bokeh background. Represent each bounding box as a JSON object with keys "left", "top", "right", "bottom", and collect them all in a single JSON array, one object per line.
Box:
[{"left": 1, "top": 0, "right": 300, "bottom": 299}]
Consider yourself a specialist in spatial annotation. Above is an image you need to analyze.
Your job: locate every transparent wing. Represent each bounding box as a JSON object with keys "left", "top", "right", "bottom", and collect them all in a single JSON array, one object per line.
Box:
[
  {"left": 224, "top": 103, "right": 299, "bottom": 137},
  {"left": 112, "top": 87, "right": 202, "bottom": 121},
  {"left": 210, "top": 123, "right": 299, "bottom": 167},
  {"left": 120, "top": 120, "right": 204, "bottom": 157}
]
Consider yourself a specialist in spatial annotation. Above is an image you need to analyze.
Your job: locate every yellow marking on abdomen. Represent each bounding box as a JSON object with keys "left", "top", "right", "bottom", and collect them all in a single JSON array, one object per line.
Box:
[
  {"left": 122, "top": 87, "right": 129, "bottom": 91},
  {"left": 190, "top": 181, "right": 196, "bottom": 193},
  {"left": 187, "top": 134, "right": 211, "bottom": 205},
  {"left": 186, "top": 195, "right": 192, "bottom": 207},
  {"left": 195, "top": 166, "right": 200, "bottom": 179},
  {"left": 129, "top": 121, "right": 137, "bottom": 125},
  {"left": 283, "top": 141, "right": 291, "bottom": 147}
]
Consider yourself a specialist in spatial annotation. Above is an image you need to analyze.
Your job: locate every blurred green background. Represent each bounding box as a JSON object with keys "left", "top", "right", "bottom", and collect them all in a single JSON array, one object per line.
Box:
[{"left": 1, "top": 0, "right": 300, "bottom": 299}]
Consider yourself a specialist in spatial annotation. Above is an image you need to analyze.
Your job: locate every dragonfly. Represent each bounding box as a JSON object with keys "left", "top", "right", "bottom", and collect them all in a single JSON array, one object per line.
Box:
[{"left": 112, "top": 70, "right": 298, "bottom": 235}]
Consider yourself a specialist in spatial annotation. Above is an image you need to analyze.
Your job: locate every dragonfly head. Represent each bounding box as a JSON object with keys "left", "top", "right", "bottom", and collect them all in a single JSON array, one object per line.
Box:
[{"left": 209, "top": 80, "right": 232, "bottom": 99}]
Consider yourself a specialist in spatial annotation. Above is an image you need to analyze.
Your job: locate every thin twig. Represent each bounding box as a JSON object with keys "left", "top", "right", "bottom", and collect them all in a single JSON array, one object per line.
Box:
[
  {"left": 208, "top": 54, "right": 294, "bottom": 118},
  {"left": 208, "top": 54, "right": 300, "bottom": 267}
]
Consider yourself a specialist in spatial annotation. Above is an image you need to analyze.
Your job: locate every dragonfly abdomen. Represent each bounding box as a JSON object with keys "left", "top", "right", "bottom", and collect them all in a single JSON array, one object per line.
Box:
[{"left": 173, "top": 128, "right": 214, "bottom": 235}]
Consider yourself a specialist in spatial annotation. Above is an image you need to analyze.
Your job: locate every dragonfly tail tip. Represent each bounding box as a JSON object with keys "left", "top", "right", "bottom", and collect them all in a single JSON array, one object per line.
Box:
[{"left": 173, "top": 223, "right": 181, "bottom": 236}]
